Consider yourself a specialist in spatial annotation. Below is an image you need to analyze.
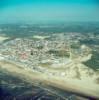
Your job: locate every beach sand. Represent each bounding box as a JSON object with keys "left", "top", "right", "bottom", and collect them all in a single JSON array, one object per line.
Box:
[{"left": 0, "top": 60, "right": 99, "bottom": 99}]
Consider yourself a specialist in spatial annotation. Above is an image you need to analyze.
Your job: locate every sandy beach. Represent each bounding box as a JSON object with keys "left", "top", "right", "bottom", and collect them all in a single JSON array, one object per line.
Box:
[{"left": 0, "top": 60, "right": 99, "bottom": 99}]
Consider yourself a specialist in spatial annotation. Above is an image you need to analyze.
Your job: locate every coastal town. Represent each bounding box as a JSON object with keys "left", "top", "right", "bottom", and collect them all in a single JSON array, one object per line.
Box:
[
  {"left": 0, "top": 0, "right": 99, "bottom": 99},
  {"left": 0, "top": 33, "right": 96, "bottom": 78},
  {"left": 0, "top": 31, "right": 99, "bottom": 99}
]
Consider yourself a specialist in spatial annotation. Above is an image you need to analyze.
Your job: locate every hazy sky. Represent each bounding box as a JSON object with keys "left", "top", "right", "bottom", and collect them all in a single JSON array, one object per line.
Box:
[{"left": 0, "top": 0, "right": 99, "bottom": 23}]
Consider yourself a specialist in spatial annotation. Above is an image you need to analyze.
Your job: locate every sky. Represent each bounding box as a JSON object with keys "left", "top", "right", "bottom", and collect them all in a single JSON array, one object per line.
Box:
[{"left": 0, "top": 0, "right": 99, "bottom": 23}]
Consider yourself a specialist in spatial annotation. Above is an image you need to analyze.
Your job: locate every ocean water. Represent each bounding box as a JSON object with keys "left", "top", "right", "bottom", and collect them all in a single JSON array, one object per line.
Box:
[{"left": 0, "top": 69, "right": 85, "bottom": 100}]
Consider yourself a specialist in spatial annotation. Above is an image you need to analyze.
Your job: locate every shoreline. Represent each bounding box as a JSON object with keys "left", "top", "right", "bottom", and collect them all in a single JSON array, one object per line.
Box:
[{"left": 0, "top": 60, "right": 99, "bottom": 99}]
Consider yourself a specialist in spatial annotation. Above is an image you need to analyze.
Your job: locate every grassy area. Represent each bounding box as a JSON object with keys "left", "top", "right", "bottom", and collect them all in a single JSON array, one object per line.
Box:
[
  {"left": 71, "top": 44, "right": 80, "bottom": 49},
  {"left": 47, "top": 50, "right": 70, "bottom": 57},
  {"left": 39, "top": 62, "right": 52, "bottom": 68},
  {"left": 83, "top": 51, "right": 99, "bottom": 70}
]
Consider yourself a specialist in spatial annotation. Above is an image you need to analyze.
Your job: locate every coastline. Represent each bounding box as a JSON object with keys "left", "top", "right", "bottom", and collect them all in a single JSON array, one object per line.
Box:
[{"left": 0, "top": 60, "right": 99, "bottom": 99}]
